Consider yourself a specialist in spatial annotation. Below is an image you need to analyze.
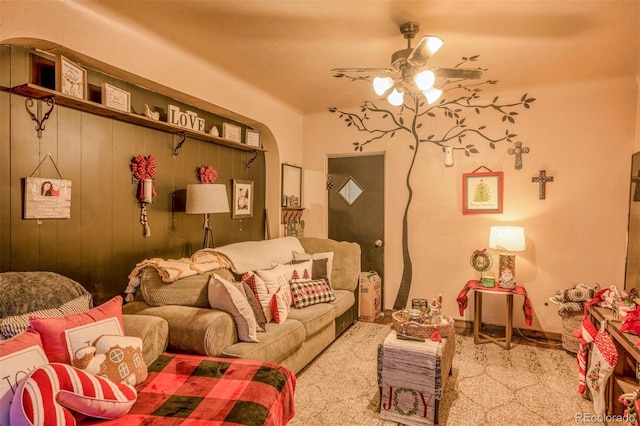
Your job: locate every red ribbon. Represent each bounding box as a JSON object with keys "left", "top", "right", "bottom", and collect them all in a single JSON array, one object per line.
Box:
[
  {"left": 130, "top": 155, "right": 157, "bottom": 202},
  {"left": 199, "top": 166, "right": 218, "bottom": 184}
]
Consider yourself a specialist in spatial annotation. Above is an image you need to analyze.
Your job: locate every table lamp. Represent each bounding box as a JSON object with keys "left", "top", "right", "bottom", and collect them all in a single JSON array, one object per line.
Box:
[
  {"left": 186, "top": 183, "right": 230, "bottom": 248},
  {"left": 488, "top": 226, "right": 526, "bottom": 288}
]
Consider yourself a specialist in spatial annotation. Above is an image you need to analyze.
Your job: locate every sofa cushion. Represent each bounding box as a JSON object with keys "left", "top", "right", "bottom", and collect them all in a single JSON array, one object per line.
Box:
[
  {"left": 286, "top": 302, "right": 335, "bottom": 337},
  {"left": 222, "top": 320, "right": 305, "bottom": 364},
  {"left": 140, "top": 267, "right": 235, "bottom": 307},
  {"left": 122, "top": 314, "right": 168, "bottom": 366},
  {"left": 298, "top": 238, "right": 361, "bottom": 292},
  {"left": 292, "top": 251, "right": 334, "bottom": 285},
  {"left": 330, "top": 289, "right": 356, "bottom": 317}
]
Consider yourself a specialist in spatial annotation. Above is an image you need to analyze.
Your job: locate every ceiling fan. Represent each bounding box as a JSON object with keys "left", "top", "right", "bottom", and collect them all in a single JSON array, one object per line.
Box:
[{"left": 332, "top": 22, "right": 485, "bottom": 106}]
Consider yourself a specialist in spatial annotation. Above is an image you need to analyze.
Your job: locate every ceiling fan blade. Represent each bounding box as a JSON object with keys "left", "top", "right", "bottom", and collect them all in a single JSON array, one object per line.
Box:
[
  {"left": 407, "top": 35, "right": 444, "bottom": 67},
  {"left": 331, "top": 67, "right": 394, "bottom": 74},
  {"left": 432, "top": 67, "right": 485, "bottom": 80}
]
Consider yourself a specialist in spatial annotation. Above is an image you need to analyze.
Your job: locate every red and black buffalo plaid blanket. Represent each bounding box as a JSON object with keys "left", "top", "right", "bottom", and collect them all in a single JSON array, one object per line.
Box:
[
  {"left": 456, "top": 279, "right": 533, "bottom": 326},
  {"left": 80, "top": 353, "right": 296, "bottom": 426}
]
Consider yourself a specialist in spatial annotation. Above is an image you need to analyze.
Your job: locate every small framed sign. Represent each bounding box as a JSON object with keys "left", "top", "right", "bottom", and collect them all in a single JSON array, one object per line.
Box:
[
  {"left": 462, "top": 167, "right": 503, "bottom": 214},
  {"left": 222, "top": 123, "right": 242, "bottom": 143},
  {"left": 246, "top": 129, "right": 261, "bottom": 148},
  {"left": 101, "top": 83, "right": 131, "bottom": 113},
  {"left": 23, "top": 177, "right": 72, "bottom": 219},
  {"left": 56, "top": 55, "right": 87, "bottom": 99}
]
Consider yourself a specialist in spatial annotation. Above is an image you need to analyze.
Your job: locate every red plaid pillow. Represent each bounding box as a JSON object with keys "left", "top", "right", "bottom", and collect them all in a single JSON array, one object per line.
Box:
[{"left": 290, "top": 279, "right": 336, "bottom": 309}]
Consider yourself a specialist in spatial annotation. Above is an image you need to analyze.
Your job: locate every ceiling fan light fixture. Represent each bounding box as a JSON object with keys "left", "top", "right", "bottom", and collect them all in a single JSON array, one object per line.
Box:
[
  {"left": 387, "top": 88, "right": 404, "bottom": 106},
  {"left": 414, "top": 70, "right": 435, "bottom": 91},
  {"left": 423, "top": 87, "right": 443, "bottom": 104},
  {"left": 425, "top": 36, "right": 444, "bottom": 56},
  {"left": 373, "top": 76, "right": 394, "bottom": 96}
]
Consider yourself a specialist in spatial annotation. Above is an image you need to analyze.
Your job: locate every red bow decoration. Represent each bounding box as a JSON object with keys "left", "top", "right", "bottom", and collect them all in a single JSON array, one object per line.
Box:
[
  {"left": 131, "top": 155, "right": 157, "bottom": 202},
  {"left": 198, "top": 166, "right": 218, "bottom": 184}
]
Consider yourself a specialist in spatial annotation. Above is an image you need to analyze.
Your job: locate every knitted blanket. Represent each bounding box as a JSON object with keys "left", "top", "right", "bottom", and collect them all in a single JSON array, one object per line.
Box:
[{"left": 456, "top": 279, "right": 533, "bottom": 326}]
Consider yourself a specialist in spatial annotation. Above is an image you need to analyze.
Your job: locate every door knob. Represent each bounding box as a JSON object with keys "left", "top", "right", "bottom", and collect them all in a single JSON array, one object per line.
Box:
[{"left": 374, "top": 239, "right": 383, "bottom": 248}]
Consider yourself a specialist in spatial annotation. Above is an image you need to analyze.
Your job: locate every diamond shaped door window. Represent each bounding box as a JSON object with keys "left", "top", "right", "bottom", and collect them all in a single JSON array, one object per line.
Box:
[{"left": 338, "top": 177, "right": 364, "bottom": 206}]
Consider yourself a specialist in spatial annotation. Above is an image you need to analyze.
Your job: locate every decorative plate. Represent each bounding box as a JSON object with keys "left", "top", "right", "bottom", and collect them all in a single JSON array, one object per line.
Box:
[{"left": 470, "top": 249, "right": 493, "bottom": 273}]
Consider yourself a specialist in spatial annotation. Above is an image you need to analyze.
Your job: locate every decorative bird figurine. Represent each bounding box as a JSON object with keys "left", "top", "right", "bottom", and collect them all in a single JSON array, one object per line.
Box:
[{"left": 144, "top": 104, "right": 160, "bottom": 121}]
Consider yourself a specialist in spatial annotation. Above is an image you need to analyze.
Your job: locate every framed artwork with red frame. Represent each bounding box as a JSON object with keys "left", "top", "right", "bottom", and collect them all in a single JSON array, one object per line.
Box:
[{"left": 462, "top": 167, "right": 503, "bottom": 214}]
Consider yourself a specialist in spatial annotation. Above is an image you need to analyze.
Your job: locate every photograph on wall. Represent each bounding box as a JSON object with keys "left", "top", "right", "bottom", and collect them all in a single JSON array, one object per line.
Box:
[
  {"left": 462, "top": 170, "right": 503, "bottom": 214},
  {"left": 23, "top": 177, "right": 72, "bottom": 219},
  {"left": 232, "top": 179, "right": 253, "bottom": 219}
]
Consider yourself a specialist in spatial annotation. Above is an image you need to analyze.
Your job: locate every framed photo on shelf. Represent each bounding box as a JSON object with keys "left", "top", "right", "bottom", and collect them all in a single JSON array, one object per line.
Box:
[
  {"left": 56, "top": 55, "right": 87, "bottom": 100},
  {"left": 246, "top": 129, "right": 261, "bottom": 148},
  {"left": 232, "top": 179, "right": 254, "bottom": 219},
  {"left": 462, "top": 169, "right": 503, "bottom": 214},
  {"left": 222, "top": 123, "right": 242, "bottom": 143},
  {"left": 101, "top": 83, "right": 131, "bottom": 113}
]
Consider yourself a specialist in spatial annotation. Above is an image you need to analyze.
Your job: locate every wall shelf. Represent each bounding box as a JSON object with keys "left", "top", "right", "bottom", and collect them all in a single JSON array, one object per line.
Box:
[{"left": 11, "top": 83, "right": 265, "bottom": 153}]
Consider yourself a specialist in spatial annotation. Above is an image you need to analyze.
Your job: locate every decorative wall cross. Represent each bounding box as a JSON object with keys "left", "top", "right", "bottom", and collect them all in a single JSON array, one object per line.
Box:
[
  {"left": 632, "top": 170, "right": 640, "bottom": 202},
  {"left": 532, "top": 169, "right": 554, "bottom": 200},
  {"left": 508, "top": 142, "right": 530, "bottom": 170}
]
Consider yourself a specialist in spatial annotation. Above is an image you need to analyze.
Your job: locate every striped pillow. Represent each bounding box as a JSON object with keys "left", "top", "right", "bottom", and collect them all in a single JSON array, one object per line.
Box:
[
  {"left": 0, "top": 294, "right": 92, "bottom": 339},
  {"left": 10, "top": 363, "right": 137, "bottom": 424},
  {"left": 290, "top": 279, "right": 336, "bottom": 309}
]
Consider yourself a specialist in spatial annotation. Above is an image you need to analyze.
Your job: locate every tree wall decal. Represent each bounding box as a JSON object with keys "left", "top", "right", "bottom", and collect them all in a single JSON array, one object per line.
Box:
[{"left": 329, "top": 56, "right": 535, "bottom": 309}]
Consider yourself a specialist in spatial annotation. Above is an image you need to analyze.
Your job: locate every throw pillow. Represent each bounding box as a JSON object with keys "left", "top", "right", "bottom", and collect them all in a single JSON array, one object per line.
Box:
[
  {"left": 290, "top": 278, "right": 336, "bottom": 309},
  {"left": 208, "top": 274, "right": 259, "bottom": 343},
  {"left": 10, "top": 363, "right": 137, "bottom": 424},
  {"left": 241, "top": 282, "right": 267, "bottom": 332},
  {"left": 73, "top": 334, "right": 147, "bottom": 386},
  {"left": 29, "top": 296, "right": 124, "bottom": 364},
  {"left": 270, "top": 288, "right": 289, "bottom": 324},
  {"left": 293, "top": 257, "right": 329, "bottom": 282},
  {"left": 292, "top": 251, "right": 334, "bottom": 285},
  {"left": 0, "top": 294, "right": 92, "bottom": 339},
  {"left": 257, "top": 261, "right": 313, "bottom": 308},
  {"left": 242, "top": 271, "right": 272, "bottom": 323},
  {"left": 0, "top": 330, "right": 49, "bottom": 426}
]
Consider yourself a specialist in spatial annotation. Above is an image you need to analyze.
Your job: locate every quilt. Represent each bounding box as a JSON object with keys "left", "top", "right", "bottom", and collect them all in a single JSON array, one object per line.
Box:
[{"left": 79, "top": 353, "right": 296, "bottom": 426}]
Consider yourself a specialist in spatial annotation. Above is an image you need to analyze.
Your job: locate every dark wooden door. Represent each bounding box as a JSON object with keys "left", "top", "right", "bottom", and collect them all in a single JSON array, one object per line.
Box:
[{"left": 328, "top": 154, "right": 385, "bottom": 306}]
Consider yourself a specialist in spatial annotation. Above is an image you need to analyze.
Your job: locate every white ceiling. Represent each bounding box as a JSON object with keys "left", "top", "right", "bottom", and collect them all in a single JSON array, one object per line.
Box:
[{"left": 86, "top": 0, "right": 639, "bottom": 114}]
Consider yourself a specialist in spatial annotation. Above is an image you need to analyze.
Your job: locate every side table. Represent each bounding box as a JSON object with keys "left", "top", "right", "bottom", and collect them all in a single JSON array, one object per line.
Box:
[
  {"left": 456, "top": 280, "right": 533, "bottom": 350},
  {"left": 377, "top": 330, "right": 455, "bottom": 425}
]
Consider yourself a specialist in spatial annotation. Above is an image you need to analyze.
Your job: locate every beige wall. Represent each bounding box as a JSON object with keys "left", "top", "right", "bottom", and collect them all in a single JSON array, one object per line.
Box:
[{"left": 303, "top": 77, "right": 637, "bottom": 333}]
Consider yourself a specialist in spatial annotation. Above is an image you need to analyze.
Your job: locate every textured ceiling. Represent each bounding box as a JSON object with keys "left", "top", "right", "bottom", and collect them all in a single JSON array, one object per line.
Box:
[{"left": 85, "top": 0, "right": 639, "bottom": 114}]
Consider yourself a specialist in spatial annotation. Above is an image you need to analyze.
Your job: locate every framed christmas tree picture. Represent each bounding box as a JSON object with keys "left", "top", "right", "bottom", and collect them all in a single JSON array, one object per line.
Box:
[{"left": 462, "top": 167, "right": 503, "bottom": 214}]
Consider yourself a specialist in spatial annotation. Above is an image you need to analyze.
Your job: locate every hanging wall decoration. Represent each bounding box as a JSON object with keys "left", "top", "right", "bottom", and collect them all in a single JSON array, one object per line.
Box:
[
  {"left": 23, "top": 154, "right": 72, "bottom": 219},
  {"left": 130, "top": 155, "right": 157, "bottom": 237},
  {"left": 462, "top": 166, "right": 504, "bottom": 214},
  {"left": 531, "top": 169, "right": 554, "bottom": 200},
  {"left": 198, "top": 165, "right": 218, "bottom": 184}
]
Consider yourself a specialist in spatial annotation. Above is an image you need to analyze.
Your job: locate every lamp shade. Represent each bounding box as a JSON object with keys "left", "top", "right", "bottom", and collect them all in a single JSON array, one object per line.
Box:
[
  {"left": 488, "top": 226, "right": 526, "bottom": 252},
  {"left": 185, "top": 184, "right": 230, "bottom": 214}
]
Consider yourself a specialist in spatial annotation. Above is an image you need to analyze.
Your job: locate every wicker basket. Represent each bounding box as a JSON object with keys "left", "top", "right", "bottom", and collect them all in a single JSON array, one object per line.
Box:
[
  {"left": 391, "top": 310, "right": 455, "bottom": 339},
  {"left": 562, "top": 313, "right": 581, "bottom": 354}
]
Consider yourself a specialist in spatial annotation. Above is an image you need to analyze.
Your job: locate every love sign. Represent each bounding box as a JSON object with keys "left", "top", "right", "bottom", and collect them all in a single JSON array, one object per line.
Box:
[{"left": 168, "top": 105, "right": 205, "bottom": 132}]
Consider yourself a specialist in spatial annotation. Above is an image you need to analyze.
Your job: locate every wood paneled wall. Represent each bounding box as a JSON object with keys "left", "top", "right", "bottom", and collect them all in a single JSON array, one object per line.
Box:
[{"left": 0, "top": 46, "right": 266, "bottom": 303}]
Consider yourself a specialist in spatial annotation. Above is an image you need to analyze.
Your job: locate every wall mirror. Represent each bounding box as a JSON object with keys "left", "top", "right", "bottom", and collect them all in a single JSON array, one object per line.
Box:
[
  {"left": 625, "top": 151, "right": 640, "bottom": 291},
  {"left": 281, "top": 164, "right": 302, "bottom": 207}
]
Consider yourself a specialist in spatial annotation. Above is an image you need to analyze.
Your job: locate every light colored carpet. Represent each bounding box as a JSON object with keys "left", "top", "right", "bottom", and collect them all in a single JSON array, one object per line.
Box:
[{"left": 289, "top": 321, "right": 605, "bottom": 426}]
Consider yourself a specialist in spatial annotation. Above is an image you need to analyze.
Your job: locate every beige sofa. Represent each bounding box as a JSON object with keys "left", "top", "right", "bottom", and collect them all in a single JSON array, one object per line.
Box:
[{"left": 123, "top": 237, "right": 361, "bottom": 373}]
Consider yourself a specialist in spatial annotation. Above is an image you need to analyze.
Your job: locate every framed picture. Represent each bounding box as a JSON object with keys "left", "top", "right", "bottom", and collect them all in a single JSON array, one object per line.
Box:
[
  {"left": 222, "top": 123, "right": 242, "bottom": 143},
  {"left": 232, "top": 179, "right": 254, "bottom": 218},
  {"left": 56, "top": 55, "right": 87, "bottom": 99},
  {"left": 462, "top": 170, "right": 503, "bottom": 214},
  {"left": 246, "top": 129, "right": 261, "bottom": 148},
  {"left": 23, "top": 177, "right": 72, "bottom": 219},
  {"left": 101, "top": 83, "right": 131, "bottom": 113},
  {"left": 281, "top": 164, "right": 302, "bottom": 207}
]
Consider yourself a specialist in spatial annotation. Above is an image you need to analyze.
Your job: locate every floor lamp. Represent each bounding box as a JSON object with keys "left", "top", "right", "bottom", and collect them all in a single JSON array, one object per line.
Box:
[{"left": 186, "top": 184, "right": 230, "bottom": 248}]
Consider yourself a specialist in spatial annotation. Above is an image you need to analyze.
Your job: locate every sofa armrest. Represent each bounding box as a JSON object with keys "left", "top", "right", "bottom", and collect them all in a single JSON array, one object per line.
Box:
[
  {"left": 125, "top": 306, "right": 237, "bottom": 357},
  {"left": 122, "top": 314, "right": 168, "bottom": 366}
]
